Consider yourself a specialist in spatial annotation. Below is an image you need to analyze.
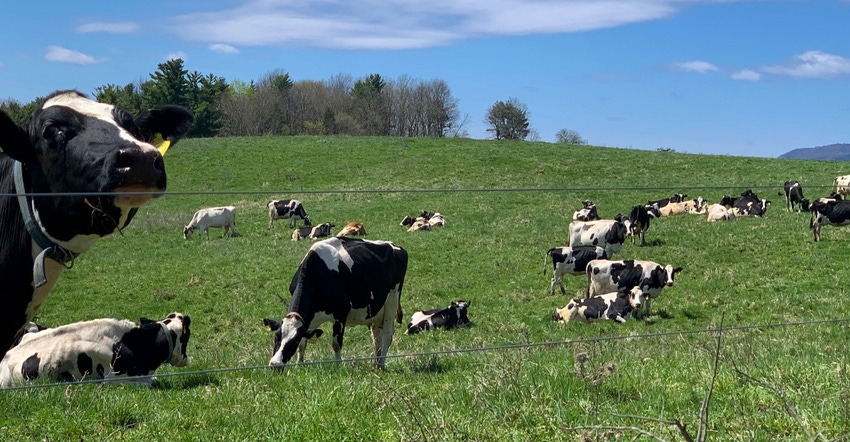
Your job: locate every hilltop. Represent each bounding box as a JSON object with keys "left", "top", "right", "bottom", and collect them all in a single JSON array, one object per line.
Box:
[{"left": 779, "top": 143, "right": 850, "bottom": 160}]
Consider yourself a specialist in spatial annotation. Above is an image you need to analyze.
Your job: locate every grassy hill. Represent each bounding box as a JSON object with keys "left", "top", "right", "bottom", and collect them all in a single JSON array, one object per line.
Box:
[{"left": 2, "top": 136, "right": 850, "bottom": 440}]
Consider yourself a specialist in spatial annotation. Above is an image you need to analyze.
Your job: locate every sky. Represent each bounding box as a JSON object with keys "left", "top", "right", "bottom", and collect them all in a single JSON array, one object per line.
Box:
[{"left": 1, "top": 0, "right": 849, "bottom": 158}]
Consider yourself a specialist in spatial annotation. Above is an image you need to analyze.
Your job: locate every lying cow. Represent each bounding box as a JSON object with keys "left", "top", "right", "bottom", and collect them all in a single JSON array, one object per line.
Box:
[
  {"left": 544, "top": 246, "right": 608, "bottom": 295},
  {"left": 781, "top": 181, "right": 809, "bottom": 212},
  {"left": 400, "top": 211, "right": 445, "bottom": 231},
  {"left": 572, "top": 200, "right": 599, "bottom": 221},
  {"left": 336, "top": 221, "right": 367, "bottom": 237},
  {"left": 406, "top": 301, "right": 470, "bottom": 334},
  {"left": 0, "top": 90, "right": 192, "bottom": 359},
  {"left": 183, "top": 206, "right": 238, "bottom": 239},
  {"left": 268, "top": 199, "right": 311, "bottom": 229},
  {"left": 291, "top": 222, "right": 335, "bottom": 241},
  {"left": 568, "top": 215, "right": 628, "bottom": 256},
  {"left": 647, "top": 193, "right": 687, "bottom": 209},
  {"left": 810, "top": 198, "right": 850, "bottom": 242},
  {"left": 683, "top": 196, "right": 707, "bottom": 214},
  {"left": 265, "top": 237, "right": 407, "bottom": 369},
  {"left": 722, "top": 189, "right": 770, "bottom": 217},
  {"left": 552, "top": 286, "right": 645, "bottom": 323},
  {"left": 0, "top": 312, "right": 191, "bottom": 387},
  {"left": 706, "top": 204, "right": 735, "bottom": 222},
  {"left": 586, "top": 259, "right": 682, "bottom": 317}
]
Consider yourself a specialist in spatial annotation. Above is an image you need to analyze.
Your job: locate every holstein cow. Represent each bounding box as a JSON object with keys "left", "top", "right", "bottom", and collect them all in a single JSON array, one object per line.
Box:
[
  {"left": 543, "top": 246, "right": 608, "bottom": 295},
  {"left": 0, "top": 312, "right": 191, "bottom": 387},
  {"left": 268, "top": 199, "right": 311, "bottom": 229},
  {"left": 706, "top": 204, "right": 735, "bottom": 222},
  {"left": 647, "top": 193, "right": 687, "bottom": 209},
  {"left": 834, "top": 175, "right": 850, "bottom": 197},
  {"left": 625, "top": 204, "right": 657, "bottom": 246},
  {"left": 406, "top": 301, "right": 471, "bottom": 334},
  {"left": 261, "top": 319, "right": 323, "bottom": 364},
  {"left": 552, "top": 286, "right": 645, "bottom": 323},
  {"left": 572, "top": 200, "right": 599, "bottom": 222},
  {"left": 183, "top": 206, "right": 238, "bottom": 239},
  {"left": 810, "top": 198, "right": 850, "bottom": 242},
  {"left": 568, "top": 215, "right": 628, "bottom": 256},
  {"left": 265, "top": 237, "right": 408, "bottom": 369},
  {"left": 781, "top": 181, "right": 809, "bottom": 212},
  {"left": 291, "top": 222, "right": 335, "bottom": 241},
  {"left": 683, "top": 196, "right": 707, "bottom": 214},
  {"left": 0, "top": 90, "right": 192, "bottom": 359},
  {"left": 586, "top": 259, "right": 683, "bottom": 317},
  {"left": 723, "top": 189, "right": 770, "bottom": 217},
  {"left": 336, "top": 221, "right": 367, "bottom": 237},
  {"left": 400, "top": 215, "right": 432, "bottom": 232}
]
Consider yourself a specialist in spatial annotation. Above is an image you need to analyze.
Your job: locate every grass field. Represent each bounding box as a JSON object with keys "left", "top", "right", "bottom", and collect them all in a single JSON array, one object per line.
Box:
[{"left": 2, "top": 136, "right": 850, "bottom": 441}]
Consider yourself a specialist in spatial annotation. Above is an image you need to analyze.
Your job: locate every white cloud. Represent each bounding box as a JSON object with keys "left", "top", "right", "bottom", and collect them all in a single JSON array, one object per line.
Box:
[
  {"left": 730, "top": 69, "right": 761, "bottom": 81},
  {"left": 762, "top": 50, "right": 850, "bottom": 78},
  {"left": 209, "top": 43, "right": 239, "bottom": 54},
  {"left": 44, "top": 46, "right": 105, "bottom": 64},
  {"left": 673, "top": 61, "right": 718, "bottom": 73},
  {"left": 75, "top": 21, "right": 139, "bottom": 34},
  {"left": 166, "top": 51, "right": 188, "bottom": 61},
  {"left": 169, "top": 0, "right": 693, "bottom": 50}
]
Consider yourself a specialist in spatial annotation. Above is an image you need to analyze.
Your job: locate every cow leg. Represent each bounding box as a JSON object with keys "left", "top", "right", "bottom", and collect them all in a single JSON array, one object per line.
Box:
[
  {"left": 297, "top": 338, "right": 307, "bottom": 363},
  {"left": 331, "top": 320, "right": 345, "bottom": 361}
]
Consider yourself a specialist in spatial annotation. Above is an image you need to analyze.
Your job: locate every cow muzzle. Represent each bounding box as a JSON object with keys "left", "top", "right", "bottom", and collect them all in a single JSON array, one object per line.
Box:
[{"left": 112, "top": 147, "right": 167, "bottom": 206}]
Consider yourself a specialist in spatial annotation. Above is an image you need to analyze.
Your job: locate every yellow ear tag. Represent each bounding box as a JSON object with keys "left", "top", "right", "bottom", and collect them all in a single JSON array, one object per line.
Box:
[{"left": 152, "top": 133, "right": 171, "bottom": 156}]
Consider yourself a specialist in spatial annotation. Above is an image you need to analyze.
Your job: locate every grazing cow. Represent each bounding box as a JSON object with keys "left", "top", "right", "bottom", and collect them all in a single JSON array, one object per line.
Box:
[
  {"left": 647, "top": 193, "right": 687, "bottom": 209},
  {"left": 268, "top": 199, "right": 311, "bottom": 229},
  {"left": 568, "top": 216, "right": 628, "bottom": 256},
  {"left": 264, "top": 237, "right": 408, "bottom": 369},
  {"left": 626, "top": 204, "right": 653, "bottom": 246},
  {"left": 336, "top": 221, "right": 367, "bottom": 237},
  {"left": 572, "top": 200, "right": 599, "bottom": 222},
  {"left": 406, "top": 301, "right": 470, "bottom": 334},
  {"left": 0, "top": 312, "right": 191, "bottom": 387},
  {"left": 834, "top": 175, "right": 850, "bottom": 197},
  {"left": 552, "top": 286, "right": 645, "bottom": 323},
  {"left": 810, "top": 198, "right": 850, "bottom": 242},
  {"left": 544, "top": 246, "right": 608, "bottom": 295},
  {"left": 261, "top": 319, "right": 323, "bottom": 363},
  {"left": 0, "top": 90, "right": 192, "bottom": 359},
  {"left": 291, "top": 222, "right": 335, "bottom": 241},
  {"left": 586, "top": 259, "right": 682, "bottom": 316},
  {"left": 781, "top": 181, "right": 809, "bottom": 212},
  {"left": 183, "top": 206, "right": 238, "bottom": 239},
  {"left": 706, "top": 204, "right": 735, "bottom": 222}
]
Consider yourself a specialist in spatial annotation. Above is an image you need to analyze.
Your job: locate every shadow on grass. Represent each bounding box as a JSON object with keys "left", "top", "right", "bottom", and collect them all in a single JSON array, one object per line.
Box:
[{"left": 153, "top": 373, "right": 220, "bottom": 390}]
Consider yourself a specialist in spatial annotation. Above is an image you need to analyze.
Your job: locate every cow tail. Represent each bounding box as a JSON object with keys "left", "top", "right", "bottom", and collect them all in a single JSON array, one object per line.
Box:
[
  {"left": 396, "top": 303, "right": 403, "bottom": 325},
  {"left": 543, "top": 248, "right": 555, "bottom": 275}
]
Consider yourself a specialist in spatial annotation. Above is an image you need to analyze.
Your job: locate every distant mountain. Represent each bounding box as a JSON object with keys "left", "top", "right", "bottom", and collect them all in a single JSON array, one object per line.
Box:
[{"left": 779, "top": 143, "right": 850, "bottom": 161}]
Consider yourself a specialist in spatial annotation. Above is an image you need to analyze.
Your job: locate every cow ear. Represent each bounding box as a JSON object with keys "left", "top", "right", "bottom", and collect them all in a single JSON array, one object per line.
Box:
[
  {"left": 139, "top": 317, "right": 155, "bottom": 325},
  {"left": 0, "top": 110, "right": 36, "bottom": 163},
  {"left": 134, "top": 105, "right": 194, "bottom": 154},
  {"left": 263, "top": 318, "right": 280, "bottom": 331},
  {"left": 182, "top": 315, "right": 191, "bottom": 327}
]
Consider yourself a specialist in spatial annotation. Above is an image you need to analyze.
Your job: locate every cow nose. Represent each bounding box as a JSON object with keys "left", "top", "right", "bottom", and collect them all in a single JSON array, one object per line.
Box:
[
  {"left": 113, "top": 147, "right": 167, "bottom": 190},
  {"left": 268, "top": 362, "right": 287, "bottom": 370}
]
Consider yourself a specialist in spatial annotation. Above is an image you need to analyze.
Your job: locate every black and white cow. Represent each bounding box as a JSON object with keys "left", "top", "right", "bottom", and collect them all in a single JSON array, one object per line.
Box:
[
  {"left": 625, "top": 204, "right": 655, "bottom": 246},
  {"left": 0, "top": 90, "right": 192, "bottom": 360},
  {"left": 646, "top": 193, "right": 687, "bottom": 209},
  {"left": 261, "top": 319, "right": 323, "bottom": 364},
  {"left": 405, "top": 301, "right": 470, "bottom": 334},
  {"left": 722, "top": 189, "right": 770, "bottom": 217},
  {"left": 572, "top": 200, "right": 599, "bottom": 222},
  {"left": 568, "top": 215, "right": 628, "bottom": 256},
  {"left": 834, "top": 175, "right": 850, "bottom": 197},
  {"left": 544, "top": 246, "right": 608, "bottom": 295},
  {"left": 268, "top": 199, "right": 311, "bottom": 229},
  {"left": 264, "top": 237, "right": 408, "bottom": 369},
  {"left": 0, "top": 312, "right": 191, "bottom": 387},
  {"left": 810, "top": 198, "right": 850, "bottom": 242},
  {"left": 586, "top": 259, "right": 683, "bottom": 317},
  {"left": 291, "top": 222, "right": 335, "bottom": 241},
  {"left": 782, "top": 181, "right": 809, "bottom": 212},
  {"left": 552, "top": 286, "right": 645, "bottom": 323}
]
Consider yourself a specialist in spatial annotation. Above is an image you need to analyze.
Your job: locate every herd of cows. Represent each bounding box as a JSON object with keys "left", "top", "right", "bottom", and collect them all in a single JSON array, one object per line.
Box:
[{"left": 1, "top": 91, "right": 850, "bottom": 388}]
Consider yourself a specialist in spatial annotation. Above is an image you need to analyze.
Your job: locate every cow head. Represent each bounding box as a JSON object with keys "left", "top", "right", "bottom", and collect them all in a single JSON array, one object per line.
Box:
[
  {"left": 264, "top": 312, "right": 307, "bottom": 368},
  {"left": 663, "top": 265, "right": 683, "bottom": 287},
  {"left": 451, "top": 300, "right": 471, "bottom": 326},
  {"left": 624, "top": 286, "right": 644, "bottom": 309},
  {"left": 0, "top": 90, "right": 193, "bottom": 247},
  {"left": 140, "top": 312, "right": 191, "bottom": 367}
]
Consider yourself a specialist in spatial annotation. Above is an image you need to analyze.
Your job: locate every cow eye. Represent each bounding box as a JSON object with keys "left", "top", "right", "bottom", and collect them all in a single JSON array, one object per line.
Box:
[{"left": 43, "top": 124, "right": 76, "bottom": 143}]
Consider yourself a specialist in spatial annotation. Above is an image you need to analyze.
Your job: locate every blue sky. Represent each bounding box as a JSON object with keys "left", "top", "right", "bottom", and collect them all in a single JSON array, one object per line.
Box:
[{"left": 2, "top": 0, "right": 849, "bottom": 158}]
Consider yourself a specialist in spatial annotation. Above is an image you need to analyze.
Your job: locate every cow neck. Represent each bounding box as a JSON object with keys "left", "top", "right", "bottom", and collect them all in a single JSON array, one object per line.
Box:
[
  {"left": 159, "top": 322, "right": 175, "bottom": 366},
  {"left": 14, "top": 161, "right": 78, "bottom": 286}
]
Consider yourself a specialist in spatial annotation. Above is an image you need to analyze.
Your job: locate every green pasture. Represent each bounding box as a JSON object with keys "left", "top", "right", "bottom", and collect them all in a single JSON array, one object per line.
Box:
[{"left": 2, "top": 136, "right": 850, "bottom": 441}]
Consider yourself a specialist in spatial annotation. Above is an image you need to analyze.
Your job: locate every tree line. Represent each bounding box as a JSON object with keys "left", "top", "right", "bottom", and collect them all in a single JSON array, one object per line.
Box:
[{"left": 1, "top": 59, "right": 587, "bottom": 144}]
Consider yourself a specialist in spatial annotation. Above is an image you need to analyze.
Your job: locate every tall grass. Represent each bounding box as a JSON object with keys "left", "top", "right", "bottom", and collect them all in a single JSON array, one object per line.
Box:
[{"left": 2, "top": 136, "right": 849, "bottom": 441}]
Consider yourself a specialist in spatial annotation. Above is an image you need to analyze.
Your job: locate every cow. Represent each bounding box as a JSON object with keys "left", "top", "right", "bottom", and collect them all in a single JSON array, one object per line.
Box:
[
  {"left": 724, "top": 189, "right": 770, "bottom": 217},
  {"left": 544, "top": 246, "right": 608, "bottom": 295},
  {"left": 573, "top": 200, "right": 599, "bottom": 222},
  {"left": 268, "top": 199, "right": 311, "bottom": 229},
  {"left": 810, "top": 198, "right": 850, "bottom": 242},
  {"left": 183, "top": 206, "right": 238, "bottom": 239},
  {"left": 401, "top": 216, "right": 432, "bottom": 232},
  {"left": 568, "top": 216, "right": 628, "bottom": 256},
  {"left": 647, "top": 193, "right": 687, "bottom": 209},
  {"left": 834, "top": 175, "right": 850, "bottom": 197},
  {"left": 0, "top": 90, "right": 192, "bottom": 360},
  {"left": 706, "top": 204, "right": 735, "bottom": 222},
  {"left": 659, "top": 201, "right": 690, "bottom": 216},
  {"left": 291, "top": 222, "right": 335, "bottom": 241},
  {"left": 586, "top": 259, "right": 683, "bottom": 317},
  {"left": 683, "top": 196, "right": 707, "bottom": 214},
  {"left": 0, "top": 312, "right": 191, "bottom": 387},
  {"left": 336, "top": 221, "right": 367, "bottom": 237},
  {"left": 625, "top": 204, "right": 654, "bottom": 246},
  {"left": 405, "top": 301, "right": 470, "bottom": 334},
  {"left": 261, "top": 319, "right": 323, "bottom": 364},
  {"left": 428, "top": 212, "right": 447, "bottom": 227},
  {"left": 264, "top": 237, "right": 408, "bottom": 369},
  {"left": 781, "top": 181, "right": 809, "bottom": 212},
  {"left": 552, "top": 286, "right": 645, "bottom": 324}
]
